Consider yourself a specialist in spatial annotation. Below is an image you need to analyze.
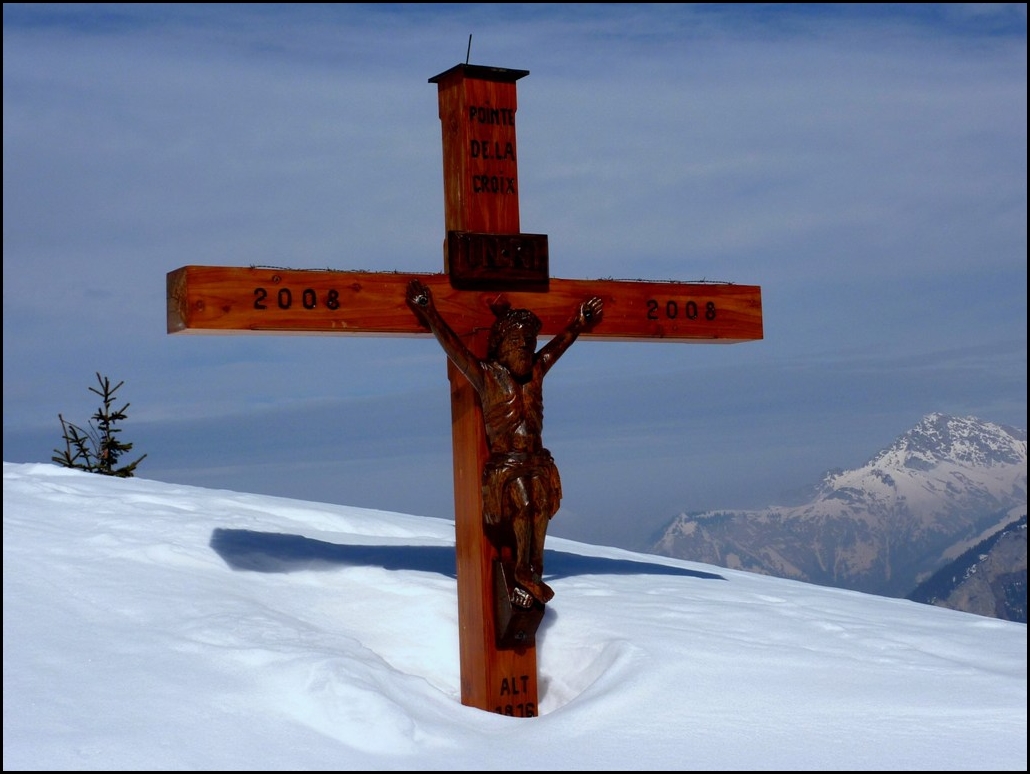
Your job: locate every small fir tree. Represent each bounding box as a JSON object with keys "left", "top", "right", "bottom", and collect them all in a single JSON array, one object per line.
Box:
[{"left": 53, "top": 373, "right": 148, "bottom": 477}]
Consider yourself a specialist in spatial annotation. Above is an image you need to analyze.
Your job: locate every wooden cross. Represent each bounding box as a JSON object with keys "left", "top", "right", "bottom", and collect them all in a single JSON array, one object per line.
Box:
[{"left": 167, "top": 64, "right": 762, "bottom": 717}]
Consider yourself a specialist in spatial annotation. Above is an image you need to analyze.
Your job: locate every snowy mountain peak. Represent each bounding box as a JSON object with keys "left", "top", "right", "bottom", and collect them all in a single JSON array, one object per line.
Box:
[
  {"left": 877, "top": 413, "right": 1027, "bottom": 469},
  {"left": 652, "top": 413, "right": 1027, "bottom": 601},
  {"left": 821, "top": 414, "right": 1028, "bottom": 499}
]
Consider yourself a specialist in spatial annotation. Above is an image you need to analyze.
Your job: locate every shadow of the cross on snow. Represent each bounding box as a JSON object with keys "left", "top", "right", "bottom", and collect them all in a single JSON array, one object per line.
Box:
[{"left": 209, "top": 528, "right": 724, "bottom": 582}]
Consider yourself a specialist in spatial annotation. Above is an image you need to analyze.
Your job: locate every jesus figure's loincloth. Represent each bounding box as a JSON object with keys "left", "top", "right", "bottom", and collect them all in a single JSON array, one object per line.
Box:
[{"left": 481, "top": 450, "right": 562, "bottom": 527}]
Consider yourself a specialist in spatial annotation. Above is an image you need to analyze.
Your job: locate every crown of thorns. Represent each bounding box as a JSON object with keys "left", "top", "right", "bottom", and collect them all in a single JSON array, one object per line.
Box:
[{"left": 488, "top": 304, "right": 541, "bottom": 356}]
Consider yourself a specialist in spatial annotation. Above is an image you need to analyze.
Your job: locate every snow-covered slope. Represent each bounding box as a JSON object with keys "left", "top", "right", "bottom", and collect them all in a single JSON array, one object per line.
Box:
[{"left": 3, "top": 461, "right": 1026, "bottom": 770}]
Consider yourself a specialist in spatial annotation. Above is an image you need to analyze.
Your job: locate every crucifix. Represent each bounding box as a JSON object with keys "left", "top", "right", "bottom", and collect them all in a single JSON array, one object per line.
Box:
[{"left": 167, "top": 63, "right": 762, "bottom": 717}]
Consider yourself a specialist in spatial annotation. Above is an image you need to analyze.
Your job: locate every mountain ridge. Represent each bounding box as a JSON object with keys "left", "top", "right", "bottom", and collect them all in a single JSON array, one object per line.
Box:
[
  {"left": 648, "top": 413, "right": 1027, "bottom": 612},
  {"left": 907, "top": 515, "right": 1027, "bottom": 622}
]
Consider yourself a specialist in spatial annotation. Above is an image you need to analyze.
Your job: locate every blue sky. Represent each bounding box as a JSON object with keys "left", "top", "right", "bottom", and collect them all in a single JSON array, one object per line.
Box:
[{"left": 3, "top": 4, "right": 1026, "bottom": 549}]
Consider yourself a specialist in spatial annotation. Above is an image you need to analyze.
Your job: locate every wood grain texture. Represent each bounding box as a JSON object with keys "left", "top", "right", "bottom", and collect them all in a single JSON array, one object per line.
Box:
[{"left": 167, "top": 266, "right": 763, "bottom": 343}]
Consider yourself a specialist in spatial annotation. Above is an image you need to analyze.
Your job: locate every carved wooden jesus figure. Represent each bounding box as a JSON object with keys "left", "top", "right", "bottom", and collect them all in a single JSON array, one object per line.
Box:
[{"left": 407, "top": 279, "right": 603, "bottom": 605}]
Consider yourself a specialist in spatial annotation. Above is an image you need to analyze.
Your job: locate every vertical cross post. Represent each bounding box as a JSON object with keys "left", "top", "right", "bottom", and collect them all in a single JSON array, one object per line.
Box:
[{"left": 429, "top": 64, "right": 538, "bottom": 715}]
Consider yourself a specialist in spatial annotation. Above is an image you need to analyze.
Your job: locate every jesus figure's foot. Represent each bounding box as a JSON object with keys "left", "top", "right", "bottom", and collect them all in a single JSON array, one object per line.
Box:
[{"left": 514, "top": 565, "right": 554, "bottom": 604}]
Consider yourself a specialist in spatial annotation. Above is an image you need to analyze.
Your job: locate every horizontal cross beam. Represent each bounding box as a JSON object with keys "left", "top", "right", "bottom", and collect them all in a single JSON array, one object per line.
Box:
[{"left": 167, "top": 266, "right": 763, "bottom": 343}]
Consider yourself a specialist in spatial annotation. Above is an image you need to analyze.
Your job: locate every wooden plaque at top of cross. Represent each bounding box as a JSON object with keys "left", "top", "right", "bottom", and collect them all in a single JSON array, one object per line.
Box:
[{"left": 167, "top": 63, "right": 762, "bottom": 718}]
